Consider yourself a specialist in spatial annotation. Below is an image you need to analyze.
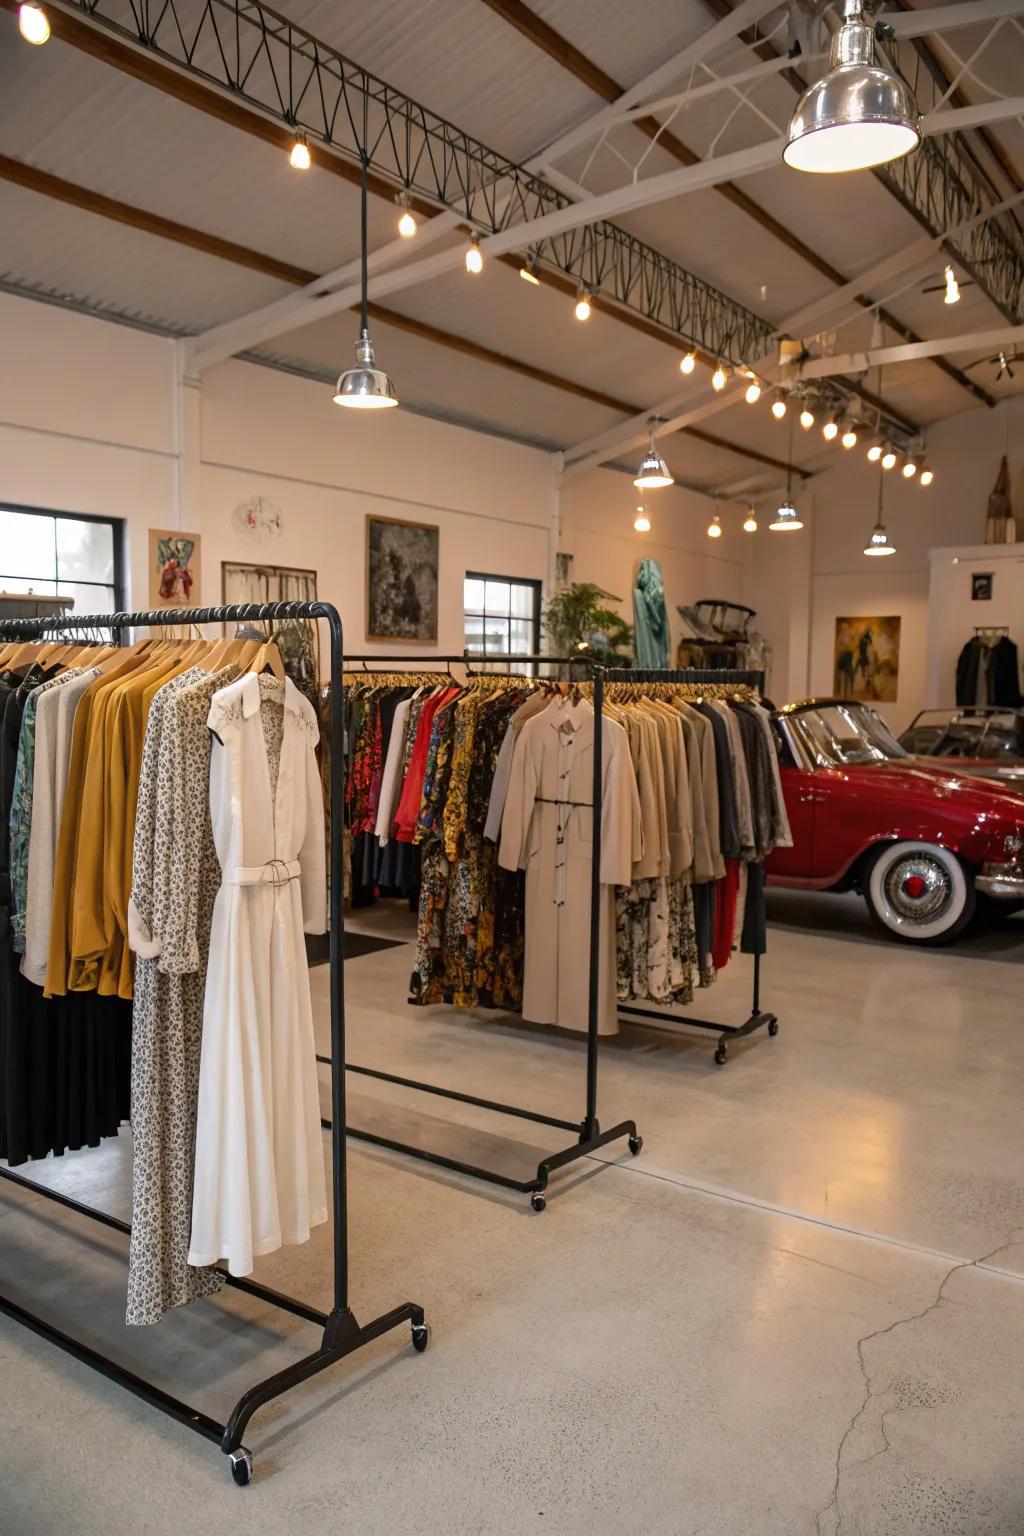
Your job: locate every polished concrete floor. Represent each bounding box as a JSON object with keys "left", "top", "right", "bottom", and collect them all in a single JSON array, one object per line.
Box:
[{"left": 2, "top": 893, "right": 1023, "bottom": 1534}]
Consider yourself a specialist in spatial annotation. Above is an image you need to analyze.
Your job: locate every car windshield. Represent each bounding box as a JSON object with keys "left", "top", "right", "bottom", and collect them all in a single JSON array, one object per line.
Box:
[{"left": 790, "top": 703, "right": 909, "bottom": 767}]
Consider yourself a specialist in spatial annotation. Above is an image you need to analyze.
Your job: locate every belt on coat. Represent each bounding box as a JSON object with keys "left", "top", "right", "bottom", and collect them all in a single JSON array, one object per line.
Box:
[{"left": 225, "top": 858, "right": 301, "bottom": 886}]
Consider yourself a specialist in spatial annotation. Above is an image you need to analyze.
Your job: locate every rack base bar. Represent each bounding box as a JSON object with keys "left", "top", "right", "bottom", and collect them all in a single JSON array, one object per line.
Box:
[
  {"left": 617, "top": 1004, "right": 779, "bottom": 1065},
  {"left": 321, "top": 1055, "right": 579, "bottom": 1135},
  {"left": 335, "top": 1115, "right": 642, "bottom": 1209},
  {"left": 0, "top": 1165, "right": 329, "bottom": 1328}
]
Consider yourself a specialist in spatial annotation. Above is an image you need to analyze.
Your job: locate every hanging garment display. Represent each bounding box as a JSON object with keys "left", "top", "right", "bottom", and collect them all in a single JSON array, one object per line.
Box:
[
  {"left": 955, "top": 634, "right": 1021, "bottom": 707},
  {"left": 633, "top": 558, "right": 670, "bottom": 669}
]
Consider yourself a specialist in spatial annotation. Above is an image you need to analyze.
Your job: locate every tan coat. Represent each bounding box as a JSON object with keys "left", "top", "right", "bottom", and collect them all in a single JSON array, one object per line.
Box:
[{"left": 498, "top": 698, "right": 641, "bottom": 1034}]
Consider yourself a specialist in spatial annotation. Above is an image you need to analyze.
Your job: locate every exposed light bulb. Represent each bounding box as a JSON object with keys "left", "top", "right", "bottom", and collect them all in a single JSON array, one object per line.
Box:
[
  {"left": 771, "top": 397, "right": 788, "bottom": 420},
  {"left": 680, "top": 350, "right": 697, "bottom": 375},
  {"left": 519, "top": 262, "right": 540, "bottom": 285},
  {"left": 18, "top": 3, "right": 50, "bottom": 43},
  {"left": 289, "top": 135, "right": 311, "bottom": 170},
  {"left": 822, "top": 419, "right": 839, "bottom": 441},
  {"left": 881, "top": 448, "right": 897, "bottom": 470},
  {"left": 398, "top": 210, "right": 417, "bottom": 238},
  {"left": 711, "top": 363, "right": 728, "bottom": 392},
  {"left": 800, "top": 407, "right": 815, "bottom": 429},
  {"left": 633, "top": 505, "right": 651, "bottom": 533},
  {"left": 902, "top": 458, "right": 917, "bottom": 478},
  {"left": 574, "top": 289, "right": 592, "bottom": 322},
  {"left": 707, "top": 514, "right": 723, "bottom": 539},
  {"left": 465, "top": 238, "right": 483, "bottom": 274},
  {"left": 867, "top": 442, "right": 882, "bottom": 462},
  {"left": 841, "top": 426, "right": 858, "bottom": 449},
  {"left": 943, "top": 265, "right": 960, "bottom": 305},
  {"left": 745, "top": 381, "right": 762, "bottom": 404},
  {"left": 919, "top": 466, "right": 934, "bottom": 487},
  {"left": 743, "top": 509, "right": 759, "bottom": 533}
]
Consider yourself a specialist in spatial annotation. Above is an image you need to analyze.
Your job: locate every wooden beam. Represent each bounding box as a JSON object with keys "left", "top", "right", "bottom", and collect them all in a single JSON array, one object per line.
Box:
[{"left": 0, "top": 152, "right": 804, "bottom": 477}]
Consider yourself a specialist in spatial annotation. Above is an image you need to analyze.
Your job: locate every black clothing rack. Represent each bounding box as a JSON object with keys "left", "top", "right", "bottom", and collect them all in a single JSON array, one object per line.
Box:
[
  {"left": 594, "top": 665, "right": 777, "bottom": 1067},
  {"left": 341, "top": 652, "right": 640, "bottom": 1213},
  {"left": 0, "top": 601, "right": 427, "bottom": 1485}
]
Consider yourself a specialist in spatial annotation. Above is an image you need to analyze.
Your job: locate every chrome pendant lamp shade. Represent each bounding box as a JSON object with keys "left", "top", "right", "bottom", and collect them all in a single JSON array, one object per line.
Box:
[
  {"left": 334, "top": 153, "right": 398, "bottom": 410},
  {"left": 634, "top": 427, "right": 673, "bottom": 490},
  {"left": 784, "top": 0, "right": 920, "bottom": 174},
  {"left": 769, "top": 415, "right": 804, "bottom": 530},
  {"left": 864, "top": 523, "right": 896, "bottom": 555}
]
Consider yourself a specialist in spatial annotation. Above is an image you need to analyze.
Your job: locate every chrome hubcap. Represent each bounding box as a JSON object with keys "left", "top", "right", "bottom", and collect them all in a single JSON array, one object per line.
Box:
[{"left": 884, "top": 855, "right": 953, "bottom": 924}]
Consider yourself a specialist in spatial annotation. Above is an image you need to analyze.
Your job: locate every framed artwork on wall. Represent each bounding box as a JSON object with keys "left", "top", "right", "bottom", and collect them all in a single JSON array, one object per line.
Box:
[
  {"left": 221, "top": 560, "right": 318, "bottom": 695},
  {"left": 972, "top": 572, "right": 994, "bottom": 601},
  {"left": 149, "top": 529, "right": 201, "bottom": 607},
  {"left": 365, "top": 513, "right": 439, "bottom": 642},
  {"left": 833, "top": 615, "right": 901, "bottom": 702}
]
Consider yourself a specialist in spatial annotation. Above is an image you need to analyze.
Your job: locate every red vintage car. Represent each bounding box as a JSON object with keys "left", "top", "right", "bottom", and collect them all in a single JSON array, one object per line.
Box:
[{"left": 766, "top": 700, "right": 1024, "bottom": 943}]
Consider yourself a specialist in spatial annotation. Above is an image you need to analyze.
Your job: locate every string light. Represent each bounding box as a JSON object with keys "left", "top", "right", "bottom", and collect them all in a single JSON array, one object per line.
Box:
[
  {"left": 867, "top": 441, "right": 883, "bottom": 462},
  {"left": 743, "top": 508, "right": 759, "bottom": 533},
  {"left": 841, "top": 424, "right": 859, "bottom": 449},
  {"left": 745, "top": 380, "right": 762, "bottom": 404},
  {"left": 707, "top": 514, "right": 723, "bottom": 539},
  {"left": 919, "top": 466, "right": 934, "bottom": 487},
  {"left": 289, "top": 134, "right": 311, "bottom": 170},
  {"left": 465, "top": 238, "right": 483, "bottom": 274},
  {"left": 881, "top": 447, "right": 897, "bottom": 470},
  {"left": 902, "top": 458, "right": 917, "bottom": 478},
  {"left": 680, "top": 350, "right": 697, "bottom": 375},
  {"left": 800, "top": 406, "right": 815, "bottom": 430},
  {"left": 633, "top": 504, "right": 651, "bottom": 533},
  {"left": 398, "top": 210, "right": 417, "bottom": 238},
  {"left": 943, "top": 265, "right": 960, "bottom": 305},
  {"left": 574, "top": 289, "right": 592, "bottom": 321},
  {"left": 18, "top": 3, "right": 50, "bottom": 43},
  {"left": 822, "top": 418, "right": 839, "bottom": 441},
  {"left": 519, "top": 261, "right": 540, "bottom": 285},
  {"left": 771, "top": 396, "right": 788, "bottom": 420},
  {"left": 711, "top": 363, "right": 729, "bottom": 392}
]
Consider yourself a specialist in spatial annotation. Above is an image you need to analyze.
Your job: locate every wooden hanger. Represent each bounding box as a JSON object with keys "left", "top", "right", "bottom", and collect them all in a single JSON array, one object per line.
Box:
[{"left": 244, "top": 637, "right": 285, "bottom": 681}]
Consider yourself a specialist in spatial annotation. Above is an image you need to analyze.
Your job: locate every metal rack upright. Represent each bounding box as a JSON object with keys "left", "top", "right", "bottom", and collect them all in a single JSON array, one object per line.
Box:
[{"left": 0, "top": 601, "right": 428, "bottom": 1486}]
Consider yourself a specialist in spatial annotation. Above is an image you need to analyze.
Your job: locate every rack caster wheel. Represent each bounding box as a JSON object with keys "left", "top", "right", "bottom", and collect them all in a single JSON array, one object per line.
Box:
[
  {"left": 628, "top": 1134, "right": 643, "bottom": 1155},
  {"left": 228, "top": 1448, "right": 253, "bottom": 1487},
  {"left": 768, "top": 1019, "right": 779, "bottom": 1037},
  {"left": 412, "top": 1322, "right": 430, "bottom": 1353},
  {"left": 531, "top": 1192, "right": 547, "bottom": 1212},
  {"left": 714, "top": 1044, "right": 728, "bottom": 1066}
]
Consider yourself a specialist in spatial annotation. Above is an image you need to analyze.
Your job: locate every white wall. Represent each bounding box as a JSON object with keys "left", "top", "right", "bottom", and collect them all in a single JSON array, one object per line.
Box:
[{"left": 927, "top": 542, "right": 1024, "bottom": 706}]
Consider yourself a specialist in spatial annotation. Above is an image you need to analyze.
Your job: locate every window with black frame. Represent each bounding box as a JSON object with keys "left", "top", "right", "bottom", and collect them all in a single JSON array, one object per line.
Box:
[
  {"left": 463, "top": 572, "right": 542, "bottom": 668},
  {"left": 0, "top": 504, "right": 125, "bottom": 625}
]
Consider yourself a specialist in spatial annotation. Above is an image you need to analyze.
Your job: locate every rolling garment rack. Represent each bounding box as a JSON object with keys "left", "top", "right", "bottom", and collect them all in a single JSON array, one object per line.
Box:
[
  {"left": 0, "top": 601, "right": 428, "bottom": 1486},
  {"left": 596, "top": 665, "right": 779, "bottom": 1067},
  {"left": 338, "top": 652, "right": 641, "bottom": 1213}
]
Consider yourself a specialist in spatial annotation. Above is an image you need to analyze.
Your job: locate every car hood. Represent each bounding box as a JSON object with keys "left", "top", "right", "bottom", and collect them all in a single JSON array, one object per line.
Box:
[{"left": 843, "top": 759, "right": 1024, "bottom": 815}]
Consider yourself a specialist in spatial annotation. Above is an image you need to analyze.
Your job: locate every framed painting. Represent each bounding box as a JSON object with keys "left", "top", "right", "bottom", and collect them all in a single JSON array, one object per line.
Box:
[
  {"left": 149, "top": 529, "right": 201, "bottom": 607},
  {"left": 833, "top": 615, "right": 901, "bottom": 703},
  {"left": 365, "top": 514, "right": 439, "bottom": 643}
]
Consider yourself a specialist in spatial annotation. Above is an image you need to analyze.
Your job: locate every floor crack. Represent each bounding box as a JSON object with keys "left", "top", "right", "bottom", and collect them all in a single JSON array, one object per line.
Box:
[{"left": 814, "top": 1231, "right": 1023, "bottom": 1535}]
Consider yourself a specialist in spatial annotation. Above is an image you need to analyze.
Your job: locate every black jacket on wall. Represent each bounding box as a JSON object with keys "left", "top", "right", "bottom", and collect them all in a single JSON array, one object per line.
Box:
[{"left": 955, "top": 636, "right": 1022, "bottom": 707}]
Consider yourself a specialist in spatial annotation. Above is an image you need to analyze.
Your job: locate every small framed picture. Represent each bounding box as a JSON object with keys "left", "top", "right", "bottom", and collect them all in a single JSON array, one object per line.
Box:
[{"left": 972, "top": 572, "right": 994, "bottom": 601}]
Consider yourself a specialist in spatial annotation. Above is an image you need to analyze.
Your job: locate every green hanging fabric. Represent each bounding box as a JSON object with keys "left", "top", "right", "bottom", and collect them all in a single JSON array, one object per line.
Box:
[{"left": 633, "top": 557, "right": 669, "bottom": 669}]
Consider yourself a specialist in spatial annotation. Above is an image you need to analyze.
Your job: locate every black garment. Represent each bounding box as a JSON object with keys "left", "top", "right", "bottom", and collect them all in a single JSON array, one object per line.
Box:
[
  {"left": 955, "top": 636, "right": 1021, "bottom": 706},
  {"left": 694, "top": 704, "right": 741, "bottom": 860},
  {"left": 740, "top": 861, "right": 767, "bottom": 956},
  {"left": 692, "top": 880, "right": 715, "bottom": 969}
]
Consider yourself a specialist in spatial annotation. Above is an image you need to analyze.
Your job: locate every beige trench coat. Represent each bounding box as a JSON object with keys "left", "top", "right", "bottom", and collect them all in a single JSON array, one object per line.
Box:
[{"left": 498, "top": 698, "right": 642, "bottom": 1034}]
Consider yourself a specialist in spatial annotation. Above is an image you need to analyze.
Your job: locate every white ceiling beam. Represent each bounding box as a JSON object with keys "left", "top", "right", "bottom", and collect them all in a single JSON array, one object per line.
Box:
[
  {"left": 924, "top": 97, "right": 1024, "bottom": 133},
  {"left": 573, "top": 52, "right": 810, "bottom": 137},
  {"left": 887, "top": 0, "right": 1024, "bottom": 37},
  {"left": 799, "top": 323, "right": 1024, "bottom": 376}
]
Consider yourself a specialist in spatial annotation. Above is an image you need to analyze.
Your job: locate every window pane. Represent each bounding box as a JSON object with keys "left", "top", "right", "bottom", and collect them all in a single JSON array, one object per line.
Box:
[
  {"left": 509, "top": 619, "right": 532, "bottom": 653},
  {"left": 510, "top": 582, "right": 534, "bottom": 618},
  {"left": 485, "top": 580, "right": 510, "bottom": 616},
  {"left": 62, "top": 582, "right": 115, "bottom": 617},
  {"left": 482, "top": 621, "right": 509, "bottom": 653},
  {"left": 0, "top": 575, "right": 58, "bottom": 596},
  {"left": 57, "top": 518, "right": 114, "bottom": 584},
  {"left": 464, "top": 577, "right": 484, "bottom": 612},
  {"left": 0, "top": 510, "right": 56, "bottom": 580}
]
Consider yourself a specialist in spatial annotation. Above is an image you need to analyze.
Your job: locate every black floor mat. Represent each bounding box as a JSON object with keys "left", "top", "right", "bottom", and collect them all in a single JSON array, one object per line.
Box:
[{"left": 305, "top": 931, "right": 406, "bottom": 967}]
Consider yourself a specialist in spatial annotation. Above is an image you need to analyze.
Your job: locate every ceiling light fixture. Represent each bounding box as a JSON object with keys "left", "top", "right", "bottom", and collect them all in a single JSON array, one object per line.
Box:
[
  {"left": 822, "top": 418, "right": 839, "bottom": 441},
  {"left": 784, "top": 0, "right": 920, "bottom": 174},
  {"left": 519, "top": 259, "right": 541, "bottom": 285},
  {"left": 864, "top": 469, "right": 895, "bottom": 555},
  {"left": 395, "top": 191, "right": 416, "bottom": 238},
  {"left": 745, "top": 380, "right": 762, "bottom": 405},
  {"left": 634, "top": 427, "right": 674, "bottom": 490},
  {"left": 881, "top": 447, "right": 897, "bottom": 470},
  {"left": 288, "top": 133, "right": 311, "bottom": 170},
  {"left": 743, "top": 508, "right": 759, "bottom": 533},
  {"left": 770, "top": 417, "right": 804, "bottom": 531},
  {"left": 919, "top": 466, "right": 934, "bottom": 487},
  {"left": 841, "top": 423, "right": 859, "bottom": 449},
  {"left": 333, "top": 153, "right": 398, "bottom": 411},
  {"left": 943, "top": 265, "right": 960, "bottom": 305},
  {"left": 711, "top": 363, "right": 729, "bottom": 392},
  {"left": 574, "top": 289, "right": 592, "bottom": 321},
  {"left": 633, "top": 504, "right": 651, "bottom": 533},
  {"left": 708, "top": 513, "right": 723, "bottom": 539},
  {"left": 465, "top": 237, "right": 483, "bottom": 274},
  {"left": 902, "top": 458, "right": 917, "bottom": 478},
  {"left": 680, "top": 350, "right": 697, "bottom": 375},
  {"left": 771, "top": 395, "right": 788, "bottom": 421},
  {"left": 18, "top": 3, "right": 50, "bottom": 44},
  {"left": 867, "top": 441, "right": 883, "bottom": 462},
  {"left": 800, "top": 406, "right": 815, "bottom": 430}
]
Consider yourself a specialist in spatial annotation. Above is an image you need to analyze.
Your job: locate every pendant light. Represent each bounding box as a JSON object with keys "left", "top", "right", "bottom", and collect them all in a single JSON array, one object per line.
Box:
[
  {"left": 18, "top": 3, "right": 50, "bottom": 43},
  {"left": 519, "top": 258, "right": 541, "bottom": 285},
  {"left": 864, "top": 470, "right": 895, "bottom": 556},
  {"left": 465, "top": 237, "right": 483, "bottom": 274},
  {"left": 574, "top": 289, "right": 592, "bottom": 321},
  {"left": 680, "top": 350, "right": 697, "bottom": 375},
  {"left": 633, "top": 427, "right": 673, "bottom": 490},
  {"left": 333, "top": 154, "right": 398, "bottom": 410},
  {"left": 771, "top": 394, "right": 788, "bottom": 420},
  {"left": 633, "top": 504, "right": 651, "bottom": 533},
  {"left": 784, "top": 0, "right": 920, "bottom": 173},
  {"left": 799, "top": 405, "right": 815, "bottom": 430},
  {"left": 707, "top": 513, "right": 723, "bottom": 539},
  {"left": 769, "top": 417, "right": 804, "bottom": 531},
  {"left": 711, "top": 362, "right": 729, "bottom": 392},
  {"left": 744, "top": 380, "right": 762, "bottom": 405},
  {"left": 289, "top": 134, "right": 311, "bottom": 170},
  {"left": 743, "top": 508, "right": 759, "bottom": 533},
  {"left": 395, "top": 190, "right": 416, "bottom": 238}
]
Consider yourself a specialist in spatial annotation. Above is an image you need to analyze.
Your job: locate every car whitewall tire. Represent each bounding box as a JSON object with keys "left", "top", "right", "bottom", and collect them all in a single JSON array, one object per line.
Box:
[{"left": 865, "top": 841, "right": 975, "bottom": 944}]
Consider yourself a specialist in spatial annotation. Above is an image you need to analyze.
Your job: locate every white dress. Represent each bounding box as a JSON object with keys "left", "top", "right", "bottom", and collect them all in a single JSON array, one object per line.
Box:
[{"left": 188, "top": 673, "right": 328, "bottom": 1277}]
